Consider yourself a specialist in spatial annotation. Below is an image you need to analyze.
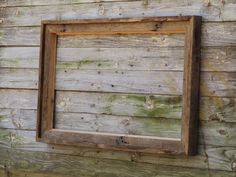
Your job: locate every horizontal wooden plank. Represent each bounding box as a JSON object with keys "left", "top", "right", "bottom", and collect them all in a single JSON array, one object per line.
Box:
[
  {"left": 0, "top": 108, "right": 36, "bottom": 130},
  {"left": 6, "top": 171, "right": 69, "bottom": 177},
  {"left": 0, "top": 89, "right": 37, "bottom": 109},
  {"left": 1, "top": 0, "right": 231, "bottom": 8},
  {"left": 200, "top": 72, "right": 236, "bottom": 97},
  {"left": 49, "top": 20, "right": 188, "bottom": 35},
  {"left": 199, "top": 121, "right": 236, "bottom": 147},
  {"left": 0, "top": 47, "right": 39, "bottom": 68},
  {"left": 56, "top": 70, "right": 235, "bottom": 97},
  {"left": 0, "top": 128, "right": 235, "bottom": 172},
  {"left": 0, "top": 27, "right": 40, "bottom": 46},
  {"left": 200, "top": 97, "right": 236, "bottom": 123},
  {"left": 1, "top": 22, "right": 236, "bottom": 46},
  {"left": 201, "top": 47, "right": 236, "bottom": 72},
  {"left": 0, "top": 90, "right": 236, "bottom": 147},
  {"left": 1, "top": 0, "right": 236, "bottom": 27},
  {"left": 1, "top": 94, "right": 236, "bottom": 131},
  {"left": 55, "top": 70, "right": 184, "bottom": 95},
  {"left": 0, "top": 0, "right": 129, "bottom": 6},
  {"left": 0, "top": 89, "right": 235, "bottom": 126},
  {"left": 1, "top": 47, "right": 236, "bottom": 72},
  {"left": 0, "top": 142, "right": 235, "bottom": 174},
  {"left": 56, "top": 47, "right": 185, "bottom": 71},
  {"left": 0, "top": 95, "right": 235, "bottom": 131},
  {"left": 55, "top": 112, "right": 181, "bottom": 138},
  {"left": 57, "top": 34, "right": 185, "bottom": 48},
  {"left": 0, "top": 68, "right": 38, "bottom": 88},
  {"left": 0, "top": 129, "right": 205, "bottom": 170},
  {"left": 55, "top": 92, "right": 183, "bottom": 119}
]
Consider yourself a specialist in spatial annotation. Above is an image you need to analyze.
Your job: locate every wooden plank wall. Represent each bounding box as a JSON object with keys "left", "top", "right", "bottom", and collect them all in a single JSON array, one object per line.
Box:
[{"left": 0, "top": 0, "right": 236, "bottom": 176}]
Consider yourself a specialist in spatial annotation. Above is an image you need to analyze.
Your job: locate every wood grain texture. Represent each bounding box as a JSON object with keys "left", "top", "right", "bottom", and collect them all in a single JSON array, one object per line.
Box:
[
  {"left": 0, "top": 128, "right": 236, "bottom": 172},
  {"left": 0, "top": 0, "right": 232, "bottom": 7},
  {"left": 1, "top": 47, "right": 236, "bottom": 72},
  {"left": 1, "top": 0, "right": 236, "bottom": 27},
  {"left": 0, "top": 89, "right": 235, "bottom": 122},
  {"left": 0, "top": 0, "right": 131, "bottom": 6},
  {"left": 0, "top": 0, "right": 235, "bottom": 174},
  {"left": 0, "top": 22, "right": 236, "bottom": 47},
  {"left": 0, "top": 108, "right": 36, "bottom": 130},
  {"left": 55, "top": 112, "right": 182, "bottom": 138},
  {"left": 181, "top": 16, "right": 201, "bottom": 155},
  {"left": 36, "top": 17, "right": 196, "bottom": 155},
  {"left": 0, "top": 91, "right": 236, "bottom": 148},
  {"left": 55, "top": 92, "right": 182, "bottom": 119},
  {"left": 57, "top": 34, "right": 185, "bottom": 48},
  {"left": 55, "top": 70, "right": 184, "bottom": 95},
  {"left": 0, "top": 145, "right": 235, "bottom": 176},
  {"left": 1, "top": 68, "right": 235, "bottom": 97}
]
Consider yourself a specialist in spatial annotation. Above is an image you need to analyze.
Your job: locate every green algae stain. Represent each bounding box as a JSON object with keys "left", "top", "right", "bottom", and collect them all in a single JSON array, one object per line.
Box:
[
  {"left": 126, "top": 95, "right": 146, "bottom": 102},
  {"left": 134, "top": 95, "right": 182, "bottom": 118},
  {"left": 103, "top": 93, "right": 182, "bottom": 119},
  {"left": 57, "top": 60, "right": 94, "bottom": 69},
  {"left": 0, "top": 115, "right": 4, "bottom": 121},
  {"left": 56, "top": 59, "right": 112, "bottom": 70}
]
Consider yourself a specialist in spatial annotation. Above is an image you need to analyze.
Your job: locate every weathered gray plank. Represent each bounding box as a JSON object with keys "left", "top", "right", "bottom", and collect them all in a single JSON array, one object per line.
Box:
[
  {"left": 199, "top": 121, "right": 236, "bottom": 147},
  {"left": 0, "top": 95, "right": 236, "bottom": 131},
  {"left": 0, "top": 89, "right": 235, "bottom": 126},
  {"left": 201, "top": 47, "right": 236, "bottom": 72},
  {"left": 0, "top": 0, "right": 130, "bottom": 6},
  {"left": 55, "top": 92, "right": 183, "bottom": 119},
  {"left": 0, "top": 129, "right": 206, "bottom": 170},
  {"left": 0, "top": 27, "right": 40, "bottom": 46},
  {"left": 57, "top": 46, "right": 236, "bottom": 72},
  {"left": 0, "top": 145, "right": 235, "bottom": 175},
  {"left": 0, "top": 127, "right": 236, "bottom": 172},
  {"left": 1, "top": 0, "right": 236, "bottom": 27},
  {"left": 57, "top": 20, "right": 236, "bottom": 47},
  {"left": 200, "top": 97, "right": 236, "bottom": 123},
  {"left": 1, "top": 47, "right": 236, "bottom": 72},
  {"left": 57, "top": 34, "right": 185, "bottom": 48},
  {"left": 0, "top": 68, "right": 38, "bottom": 88},
  {"left": 201, "top": 72, "right": 236, "bottom": 97},
  {"left": 1, "top": 22, "right": 236, "bottom": 46},
  {"left": 0, "top": 89, "right": 37, "bottom": 109},
  {"left": 56, "top": 47, "right": 185, "bottom": 71},
  {"left": 1, "top": 0, "right": 231, "bottom": 7},
  {"left": 55, "top": 70, "right": 236, "bottom": 96},
  {"left": 202, "top": 21, "right": 236, "bottom": 46},
  {"left": 0, "top": 47, "right": 39, "bottom": 68},
  {"left": 0, "top": 108, "right": 36, "bottom": 130},
  {"left": 55, "top": 70, "right": 184, "bottom": 95},
  {"left": 0, "top": 68, "right": 235, "bottom": 97},
  {"left": 0, "top": 92, "right": 236, "bottom": 147},
  {"left": 55, "top": 112, "right": 182, "bottom": 138}
]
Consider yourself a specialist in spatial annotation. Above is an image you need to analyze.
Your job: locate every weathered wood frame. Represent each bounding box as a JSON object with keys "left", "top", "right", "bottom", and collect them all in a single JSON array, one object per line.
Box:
[{"left": 36, "top": 16, "right": 201, "bottom": 155}]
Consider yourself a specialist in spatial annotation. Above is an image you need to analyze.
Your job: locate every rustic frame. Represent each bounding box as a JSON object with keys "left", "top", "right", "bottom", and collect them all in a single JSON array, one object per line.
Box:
[{"left": 36, "top": 16, "right": 201, "bottom": 155}]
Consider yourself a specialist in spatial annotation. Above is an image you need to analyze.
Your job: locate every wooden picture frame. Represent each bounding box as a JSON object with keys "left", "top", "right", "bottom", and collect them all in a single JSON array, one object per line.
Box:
[{"left": 36, "top": 16, "right": 201, "bottom": 155}]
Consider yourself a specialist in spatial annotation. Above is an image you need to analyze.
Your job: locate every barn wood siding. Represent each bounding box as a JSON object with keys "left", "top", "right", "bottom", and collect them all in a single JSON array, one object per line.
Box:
[{"left": 0, "top": 0, "right": 236, "bottom": 176}]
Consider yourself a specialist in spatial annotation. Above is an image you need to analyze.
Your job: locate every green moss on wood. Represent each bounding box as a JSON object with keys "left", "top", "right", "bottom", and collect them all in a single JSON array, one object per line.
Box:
[
  {"left": 56, "top": 59, "right": 111, "bottom": 69},
  {"left": 103, "top": 94, "right": 182, "bottom": 119},
  {"left": 0, "top": 115, "right": 4, "bottom": 121}
]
